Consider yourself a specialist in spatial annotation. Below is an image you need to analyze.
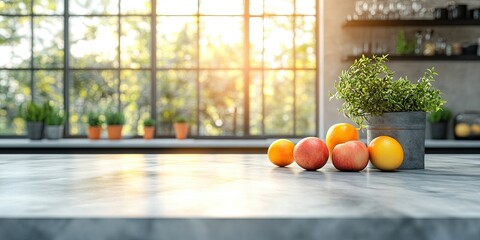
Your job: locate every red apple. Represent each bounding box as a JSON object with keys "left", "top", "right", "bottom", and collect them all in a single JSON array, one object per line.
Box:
[
  {"left": 331, "top": 140, "right": 369, "bottom": 171},
  {"left": 293, "top": 137, "right": 329, "bottom": 171}
]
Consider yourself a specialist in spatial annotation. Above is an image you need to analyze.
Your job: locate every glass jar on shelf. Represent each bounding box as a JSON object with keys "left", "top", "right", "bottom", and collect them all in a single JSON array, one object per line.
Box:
[
  {"left": 354, "top": 0, "right": 367, "bottom": 20},
  {"left": 423, "top": 29, "right": 435, "bottom": 56},
  {"left": 435, "top": 37, "right": 446, "bottom": 55},
  {"left": 387, "top": 0, "right": 400, "bottom": 19},
  {"left": 454, "top": 112, "right": 480, "bottom": 140},
  {"left": 414, "top": 30, "right": 423, "bottom": 55}
]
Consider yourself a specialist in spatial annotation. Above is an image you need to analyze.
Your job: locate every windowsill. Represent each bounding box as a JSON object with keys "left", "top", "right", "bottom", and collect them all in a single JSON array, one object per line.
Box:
[
  {"left": 0, "top": 138, "right": 479, "bottom": 149},
  {"left": 0, "top": 138, "right": 285, "bottom": 149}
]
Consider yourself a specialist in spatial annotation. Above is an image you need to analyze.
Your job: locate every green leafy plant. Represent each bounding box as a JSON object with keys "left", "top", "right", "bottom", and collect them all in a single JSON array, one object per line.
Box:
[
  {"left": 143, "top": 118, "right": 155, "bottom": 127},
  {"left": 331, "top": 55, "right": 445, "bottom": 128},
  {"left": 105, "top": 111, "right": 125, "bottom": 126},
  {"left": 428, "top": 107, "right": 452, "bottom": 123},
  {"left": 175, "top": 115, "right": 188, "bottom": 123},
  {"left": 18, "top": 101, "right": 46, "bottom": 122},
  {"left": 45, "top": 110, "right": 65, "bottom": 126},
  {"left": 87, "top": 112, "right": 103, "bottom": 127},
  {"left": 395, "top": 30, "right": 415, "bottom": 55},
  {"left": 42, "top": 101, "right": 54, "bottom": 116}
]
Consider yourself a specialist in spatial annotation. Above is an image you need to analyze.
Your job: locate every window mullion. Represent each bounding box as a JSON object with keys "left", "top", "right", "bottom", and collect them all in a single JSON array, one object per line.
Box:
[
  {"left": 30, "top": 1, "right": 34, "bottom": 101},
  {"left": 243, "top": 0, "right": 250, "bottom": 136},
  {"left": 117, "top": 0, "right": 122, "bottom": 112},
  {"left": 315, "top": 0, "right": 320, "bottom": 136},
  {"left": 293, "top": 0, "right": 297, "bottom": 136},
  {"left": 196, "top": 0, "right": 201, "bottom": 136},
  {"left": 261, "top": 0, "right": 266, "bottom": 136},
  {"left": 64, "top": 0, "right": 71, "bottom": 137},
  {"left": 151, "top": 0, "right": 157, "bottom": 137}
]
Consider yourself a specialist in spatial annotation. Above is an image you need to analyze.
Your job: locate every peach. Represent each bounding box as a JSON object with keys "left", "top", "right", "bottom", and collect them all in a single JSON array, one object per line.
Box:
[
  {"left": 331, "top": 141, "right": 369, "bottom": 171},
  {"left": 293, "top": 137, "right": 329, "bottom": 171}
]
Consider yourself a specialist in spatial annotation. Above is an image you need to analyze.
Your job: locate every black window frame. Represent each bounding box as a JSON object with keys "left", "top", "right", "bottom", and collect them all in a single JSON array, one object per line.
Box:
[{"left": 0, "top": 0, "right": 320, "bottom": 139}]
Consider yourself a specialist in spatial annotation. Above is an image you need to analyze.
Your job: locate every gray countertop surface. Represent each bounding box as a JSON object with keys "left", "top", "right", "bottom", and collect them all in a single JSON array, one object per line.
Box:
[
  {"left": 0, "top": 154, "right": 479, "bottom": 218},
  {"left": 1, "top": 154, "right": 480, "bottom": 240}
]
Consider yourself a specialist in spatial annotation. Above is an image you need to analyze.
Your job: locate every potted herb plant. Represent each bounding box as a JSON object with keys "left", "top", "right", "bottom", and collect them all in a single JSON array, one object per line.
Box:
[
  {"left": 331, "top": 55, "right": 445, "bottom": 169},
  {"left": 105, "top": 111, "right": 125, "bottom": 140},
  {"left": 428, "top": 107, "right": 452, "bottom": 140},
  {"left": 143, "top": 118, "right": 155, "bottom": 140},
  {"left": 174, "top": 116, "right": 188, "bottom": 140},
  {"left": 45, "top": 109, "right": 65, "bottom": 140},
  {"left": 19, "top": 101, "right": 46, "bottom": 140},
  {"left": 87, "top": 112, "right": 103, "bottom": 140}
]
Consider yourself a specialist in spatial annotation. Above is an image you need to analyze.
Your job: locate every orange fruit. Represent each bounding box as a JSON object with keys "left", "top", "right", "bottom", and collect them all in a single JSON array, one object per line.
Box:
[
  {"left": 472, "top": 124, "right": 480, "bottom": 135},
  {"left": 368, "top": 136, "right": 404, "bottom": 171},
  {"left": 455, "top": 123, "right": 470, "bottom": 137},
  {"left": 326, "top": 123, "right": 359, "bottom": 152},
  {"left": 267, "top": 139, "right": 295, "bottom": 167}
]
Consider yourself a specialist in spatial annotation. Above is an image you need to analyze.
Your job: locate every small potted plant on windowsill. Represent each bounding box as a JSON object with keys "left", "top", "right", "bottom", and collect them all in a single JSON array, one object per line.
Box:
[
  {"left": 428, "top": 107, "right": 452, "bottom": 140},
  {"left": 45, "top": 109, "right": 65, "bottom": 140},
  {"left": 87, "top": 112, "right": 103, "bottom": 140},
  {"left": 174, "top": 116, "right": 188, "bottom": 140},
  {"left": 105, "top": 110, "right": 125, "bottom": 140},
  {"left": 19, "top": 101, "right": 46, "bottom": 140},
  {"left": 143, "top": 118, "right": 155, "bottom": 140},
  {"left": 331, "top": 55, "right": 445, "bottom": 169}
]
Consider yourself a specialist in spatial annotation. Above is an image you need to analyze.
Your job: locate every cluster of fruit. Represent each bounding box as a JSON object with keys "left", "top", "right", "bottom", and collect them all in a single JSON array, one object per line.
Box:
[
  {"left": 455, "top": 123, "right": 480, "bottom": 138},
  {"left": 267, "top": 123, "right": 404, "bottom": 172}
]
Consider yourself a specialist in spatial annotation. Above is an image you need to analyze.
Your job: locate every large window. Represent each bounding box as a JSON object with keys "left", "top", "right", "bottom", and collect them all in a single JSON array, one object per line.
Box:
[{"left": 0, "top": 0, "right": 318, "bottom": 138}]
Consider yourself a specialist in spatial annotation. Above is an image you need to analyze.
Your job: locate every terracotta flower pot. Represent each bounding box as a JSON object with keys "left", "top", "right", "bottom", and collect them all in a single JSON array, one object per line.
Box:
[
  {"left": 174, "top": 123, "right": 188, "bottom": 140},
  {"left": 144, "top": 126, "right": 155, "bottom": 140},
  {"left": 88, "top": 126, "right": 102, "bottom": 140},
  {"left": 107, "top": 125, "right": 123, "bottom": 140}
]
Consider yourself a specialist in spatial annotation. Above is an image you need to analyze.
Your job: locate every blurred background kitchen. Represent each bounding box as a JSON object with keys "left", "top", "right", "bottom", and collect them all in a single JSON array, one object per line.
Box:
[
  {"left": 326, "top": 0, "right": 480, "bottom": 140},
  {"left": 1, "top": 0, "right": 480, "bottom": 143}
]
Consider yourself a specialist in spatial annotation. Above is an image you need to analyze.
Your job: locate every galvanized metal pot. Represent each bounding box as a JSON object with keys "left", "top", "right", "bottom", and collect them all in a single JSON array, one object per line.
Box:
[
  {"left": 45, "top": 125, "right": 64, "bottom": 140},
  {"left": 366, "top": 111, "right": 426, "bottom": 170},
  {"left": 27, "top": 122, "right": 44, "bottom": 140}
]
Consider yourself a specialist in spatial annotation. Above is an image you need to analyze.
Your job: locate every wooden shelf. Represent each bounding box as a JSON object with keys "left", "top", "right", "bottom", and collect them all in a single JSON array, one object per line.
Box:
[
  {"left": 343, "top": 19, "right": 480, "bottom": 28},
  {"left": 344, "top": 55, "right": 480, "bottom": 61}
]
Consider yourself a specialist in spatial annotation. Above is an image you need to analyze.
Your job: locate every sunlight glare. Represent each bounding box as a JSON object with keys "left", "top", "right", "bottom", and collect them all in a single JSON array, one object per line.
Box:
[
  {"left": 121, "top": 0, "right": 150, "bottom": 14},
  {"left": 249, "top": 0, "right": 263, "bottom": 15},
  {"left": 200, "top": 0, "right": 243, "bottom": 15},
  {"left": 0, "top": 20, "right": 30, "bottom": 67},
  {"left": 249, "top": 18, "right": 263, "bottom": 65},
  {"left": 71, "top": 22, "right": 117, "bottom": 61},
  {"left": 200, "top": 17, "right": 243, "bottom": 47},
  {"left": 264, "top": 18, "right": 294, "bottom": 68},
  {"left": 264, "top": 0, "right": 294, "bottom": 14},
  {"left": 157, "top": 0, "right": 198, "bottom": 15}
]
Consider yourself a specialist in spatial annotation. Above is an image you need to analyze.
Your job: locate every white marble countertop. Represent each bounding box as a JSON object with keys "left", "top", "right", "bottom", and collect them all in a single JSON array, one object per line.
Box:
[
  {"left": 0, "top": 154, "right": 479, "bottom": 218},
  {"left": 1, "top": 154, "right": 480, "bottom": 239}
]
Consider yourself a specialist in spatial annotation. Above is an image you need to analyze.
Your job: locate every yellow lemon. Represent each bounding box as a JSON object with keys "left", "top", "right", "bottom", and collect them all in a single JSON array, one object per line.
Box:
[{"left": 368, "top": 136, "right": 404, "bottom": 171}]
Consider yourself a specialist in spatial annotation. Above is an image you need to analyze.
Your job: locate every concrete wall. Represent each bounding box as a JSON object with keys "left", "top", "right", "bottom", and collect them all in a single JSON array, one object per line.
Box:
[{"left": 322, "top": 0, "right": 480, "bottom": 139}]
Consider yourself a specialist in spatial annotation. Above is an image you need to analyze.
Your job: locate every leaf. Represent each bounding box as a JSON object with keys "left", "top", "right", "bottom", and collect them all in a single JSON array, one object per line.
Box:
[{"left": 330, "top": 55, "right": 445, "bottom": 128}]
